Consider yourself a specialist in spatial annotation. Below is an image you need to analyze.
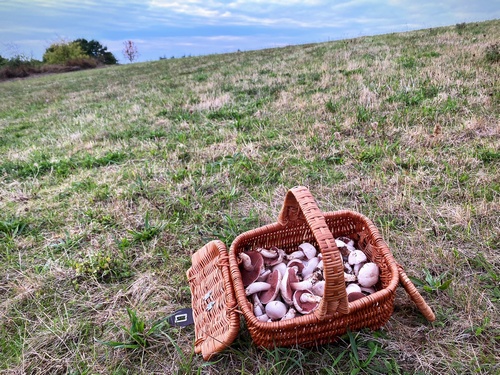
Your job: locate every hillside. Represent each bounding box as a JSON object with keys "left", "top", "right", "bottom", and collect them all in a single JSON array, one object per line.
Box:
[{"left": 0, "top": 20, "right": 499, "bottom": 374}]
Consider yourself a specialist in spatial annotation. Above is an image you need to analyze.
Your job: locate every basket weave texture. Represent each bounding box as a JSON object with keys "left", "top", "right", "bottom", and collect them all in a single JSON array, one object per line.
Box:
[
  {"left": 187, "top": 240, "right": 240, "bottom": 360},
  {"left": 228, "top": 186, "right": 434, "bottom": 349}
]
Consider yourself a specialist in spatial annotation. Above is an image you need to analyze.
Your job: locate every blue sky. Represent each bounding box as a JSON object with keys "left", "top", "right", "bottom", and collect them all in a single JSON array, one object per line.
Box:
[{"left": 1, "top": 0, "right": 498, "bottom": 63}]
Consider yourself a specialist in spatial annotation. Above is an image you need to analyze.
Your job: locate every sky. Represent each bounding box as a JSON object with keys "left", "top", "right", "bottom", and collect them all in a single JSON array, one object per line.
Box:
[{"left": 0, "top": 0, "right": 498, "bottom": 63}]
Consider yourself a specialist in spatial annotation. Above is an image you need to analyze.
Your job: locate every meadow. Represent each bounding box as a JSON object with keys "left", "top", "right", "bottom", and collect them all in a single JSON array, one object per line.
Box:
[{"left": 0, "top": 20, "right": 499, "bottom": 374}]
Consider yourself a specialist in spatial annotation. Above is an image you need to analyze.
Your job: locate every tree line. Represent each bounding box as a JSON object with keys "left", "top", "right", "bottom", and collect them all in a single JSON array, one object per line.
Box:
[{"left": 1, "top": 39, "right": 139, "bottom": 80}]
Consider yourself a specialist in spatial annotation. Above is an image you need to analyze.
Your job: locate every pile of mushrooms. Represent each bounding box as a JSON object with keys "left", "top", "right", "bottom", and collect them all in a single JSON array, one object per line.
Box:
[{"left": 238, "top": 237, "right": 380, "bottom": 322}]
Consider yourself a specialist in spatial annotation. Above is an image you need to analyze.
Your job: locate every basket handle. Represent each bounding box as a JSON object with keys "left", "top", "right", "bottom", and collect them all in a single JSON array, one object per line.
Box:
[
  {"left": 398, "top": 265, "right": 436, "bottom": 322},
  {"left": 278, "top": 186, "right": 349, "bottom": 317}
]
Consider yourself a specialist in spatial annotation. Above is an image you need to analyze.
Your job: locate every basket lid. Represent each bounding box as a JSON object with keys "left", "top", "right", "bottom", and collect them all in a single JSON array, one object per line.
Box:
[{"left": 186, "top": 240, "right": 240, "bottom": 360}]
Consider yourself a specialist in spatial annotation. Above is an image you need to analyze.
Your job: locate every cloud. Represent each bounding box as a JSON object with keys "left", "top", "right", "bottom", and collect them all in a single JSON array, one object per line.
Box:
[
  {"left": 148, "top": 0, "right": 333, "bottom": 27},
  {"left": 1, "top": 0, "right": 498, "bottom": 61}
]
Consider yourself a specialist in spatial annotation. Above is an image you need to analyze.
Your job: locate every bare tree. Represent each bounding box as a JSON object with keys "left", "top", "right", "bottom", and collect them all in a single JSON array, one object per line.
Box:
[{"left": 122, "top": 40, "right": 139, "bottom": 63}]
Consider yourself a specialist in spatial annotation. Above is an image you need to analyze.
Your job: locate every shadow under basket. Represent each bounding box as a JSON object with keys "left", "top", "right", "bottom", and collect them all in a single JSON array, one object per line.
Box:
[{"left": 187, "top": 186, "right": 435, "bottom": 360}]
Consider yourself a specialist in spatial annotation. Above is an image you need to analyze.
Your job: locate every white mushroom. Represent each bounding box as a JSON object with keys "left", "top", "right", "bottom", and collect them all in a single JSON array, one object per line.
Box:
[
  {"left": 298, "top": 242, "right": 317, "bottom": 260},
  {"left": 252, "top": 294, "right": 265, "bottom": 316},
  {"left": 345, "top": 283, "right": 362, "bottom": 295},
  {"left": 357, "top": 262, "right": 380, "bottom": 287},
  {"left": 239, "top": 251, "right": 265, "bottom": 287},
  {"left": 290, "top": 273, "right": 318, "bottom": 291},
  {"left": 272, "top": 262, "right": 287, "bottom": 277},
  {"left": 280, "top": 266, "right": 299, "bottom": 305},
  {"left": 245, "top": 281, "right": 271, "bottom": 296},
  {"left": 348, "top": 250, "right": 367, "bottom": 266},
  {"left": 257, "top": 269, "right": 271, "bottom": 282},
  {"left": 360, "top": 286, "right": 376, "bottom": 295},
  {"left": 256, "top": 313, "right": 270, "bottom": 322},
  {"left": 287, "top": 250, "right": 306, "bottom": 261},
  {"left": 344, "top": 262, "right": 354, "bottom": 274},
  {"left": 262, "top": 247, "right": 286, "bottom": 267},
  {"left": 316, "top": 259, "right": 324, "bottom": 271},
  {"left": 256, "top": 247, "right": 279, "bottom": 259},
  {"left": 302, "top": 256, "right": 320, "bottom": 279},
  {"left": 265, "top": 300, "right": 288, "bottom": 320},
  {"left": 311, "top": 280, "right": 325, "bottom": 297},
  {"left": 293, "top": 290, "right": 321, "bottom": 314},
  {"left": 259, "top": 269, "right": 282, "bottom": 304},
  {"left": 344, "top": 272, "right": 357, "bottom": 283},
  {"left": 287, "top": 259, "right": 305, "bottom": 275},
  {"left": 281, "top": 307, "right": 297, "bottom": 320}
]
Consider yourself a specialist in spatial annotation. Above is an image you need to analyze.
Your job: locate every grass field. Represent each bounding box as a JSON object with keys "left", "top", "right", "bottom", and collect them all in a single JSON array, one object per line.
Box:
[{"left": 1, "top": 20, "right": 499, "bottom": 374}]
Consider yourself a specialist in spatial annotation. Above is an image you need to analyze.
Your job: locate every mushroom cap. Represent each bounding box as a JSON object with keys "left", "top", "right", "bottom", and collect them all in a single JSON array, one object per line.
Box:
[
  {"left": 337, "top": 236, "right": 356, "bottom": 250},
  {"left": 302, "top": 256, "right": 320, "bottom": 279},
  {"left": 265, "top": 300, "right": 288, "bottom": 320},
  {"left": 280, "top": 266, "right": 300, "bottom": 305},
  {"left": 345, "top": 283, "right": 362, "bottom": 295},
  {"left": 298, "top": 242, "right": 317, "bottom": 260},
  {"left": 240, "top": 251, "right": 264, "bottom": 286},
  {"left": 311, "top": 280, "right": 325, "bottom": 297},
  {"left": 360, "top": 286, "right": 376, "bottom": 295},
  {"left": 293, "top": 289, "right": 320, "bottom": 314},
  {"left": 287, "top": 259, "right": 305, "bottom": 274},
  {"left": 348, "top": 291, "right": 366, "bottom": 302},
  {"left": 348, "top": 250, "right": 367, "bottom": 265},
  {"left": 335, "top": 239, "right": 352, "bottom": 259},
  {"left": 357, "top": 262, "right": 380, "bottom": 287},
  {"left": 259, "top": 269, "right": 283, "bottom": 304},
  {"left": 272, "top": 262, "right": 287, "bottom": 277},
  {"left": 259, "top": 246, "right": 286, "bottom": 267}
]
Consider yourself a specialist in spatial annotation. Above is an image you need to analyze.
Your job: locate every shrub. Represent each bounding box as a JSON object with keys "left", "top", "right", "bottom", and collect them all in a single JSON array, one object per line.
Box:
[
  {"left": 43, "top": 41, "right": 87, "bottom": 64},
  {"left": 0, "top": 56, "right": 42, "bottom": 80},
  {"left": 73, "top": 38, "right": 118, "bottom": 65}
]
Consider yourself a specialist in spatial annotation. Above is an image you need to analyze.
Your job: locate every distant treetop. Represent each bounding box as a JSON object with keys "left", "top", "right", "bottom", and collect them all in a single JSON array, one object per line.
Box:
[{"left": 73, "top": 39, "right": 117, "bottom": 65}]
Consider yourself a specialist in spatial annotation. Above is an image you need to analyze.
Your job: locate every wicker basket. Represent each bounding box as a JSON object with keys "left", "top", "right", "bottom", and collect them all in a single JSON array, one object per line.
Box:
[{"left": 187, "top": 186, "right": 435, "bottom": 359}]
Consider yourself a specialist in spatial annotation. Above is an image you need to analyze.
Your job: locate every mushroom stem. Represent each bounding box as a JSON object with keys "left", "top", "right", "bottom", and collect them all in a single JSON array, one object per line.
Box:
[
  {"left": 290, "top": 276, "right": 316, "bottom": 291},
  {"left": 239, "top": 252, "right": 254, "bottom": 271},
  {"left": 281, "top": 307, "right": 297, "bottom": 320},
  {"left": 245, "top": 282, "right": 271, "bottom": 296},
  {"left": 257, "top": 269, "right": 271, "bottom": 282},
  {"left": 257, "top": 247, "right": 279, "bottom": 259},
  {"left": 302, "top": 257, "right": 320, "bottom": 278},
  {"left": 344, "top": 272, "right": 357, "bottom": 283},
  {"left": 299, "top": 292, "right": 322, "bottom": 304},
  {"left": 287, "top": 250, "right": 306, "bottom": 261}
]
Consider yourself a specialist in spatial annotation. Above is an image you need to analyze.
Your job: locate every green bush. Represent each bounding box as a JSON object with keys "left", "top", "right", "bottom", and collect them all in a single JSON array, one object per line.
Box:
[
  {"left": 0, "top": 55, "right": 42, "bottom": 80},
  {"left": 43, "top": 41, "right": 87, "bottom": 64},
  {"left": 73, "top": 38, "right": 117, "bottom": 65}
]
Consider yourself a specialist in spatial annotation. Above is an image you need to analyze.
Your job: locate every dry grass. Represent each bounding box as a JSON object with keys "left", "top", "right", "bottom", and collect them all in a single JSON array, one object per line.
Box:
[{"left": 1, "top": 20, "right": 499, "bottom": 374}]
